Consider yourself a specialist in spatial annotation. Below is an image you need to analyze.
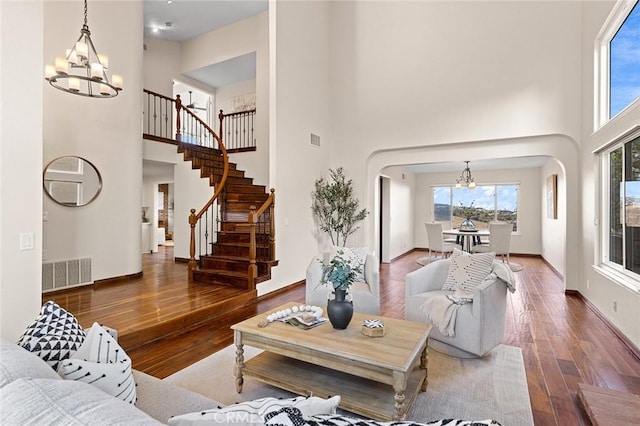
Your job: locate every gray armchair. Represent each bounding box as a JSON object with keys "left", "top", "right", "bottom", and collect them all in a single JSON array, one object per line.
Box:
[
  {"left": 404, "top": 258, "right": 509, "bottom": 358},
  {"left": 306, "top": 251, "right": 380, "bottom": 315}
]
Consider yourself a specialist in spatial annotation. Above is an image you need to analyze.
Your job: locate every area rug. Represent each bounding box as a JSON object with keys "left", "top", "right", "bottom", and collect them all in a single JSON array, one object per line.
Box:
[
  {"left": 416, "top": 255, "right": 445, "bottom": 266},
  {"left": 165, "top": 344, "right": 533, "bottom": 425}
]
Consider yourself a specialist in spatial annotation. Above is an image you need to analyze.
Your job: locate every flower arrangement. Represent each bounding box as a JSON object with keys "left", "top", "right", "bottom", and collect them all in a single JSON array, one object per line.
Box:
[{"left": 320, "top": 249, "right": 362, "bottom": 292}]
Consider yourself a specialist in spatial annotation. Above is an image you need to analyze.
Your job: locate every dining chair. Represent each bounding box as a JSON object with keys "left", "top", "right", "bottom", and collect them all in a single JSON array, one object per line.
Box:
[
  {"left": 424, "top": 222, "right": 462, "bottom": 261},
  {"left": 435, "top": 220, "right": 458, "bottom": 244},
  {"left": 472, "top": 222, "right": 513, "bottom": 265}
]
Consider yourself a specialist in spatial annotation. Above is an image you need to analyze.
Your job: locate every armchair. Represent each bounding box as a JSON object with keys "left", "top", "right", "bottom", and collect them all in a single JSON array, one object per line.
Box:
[
  {"left": 404, "top": 258, "right": 510, "bottom": 358},
  {"left": 306, "top": 250, "right": 380, "bottom": 315}
]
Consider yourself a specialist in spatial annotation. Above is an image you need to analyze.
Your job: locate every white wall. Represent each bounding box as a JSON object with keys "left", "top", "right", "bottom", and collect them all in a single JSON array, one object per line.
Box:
[
  {"left": 0, "top": 1, "right": 44, "bottom": 340},
  {"left": 182, "top": 12, "right": 270, "bottom": 187},
  {"left": 580, "top": 0, "right": 640, "bottom": 348},
  {"left": 263, "top": 0, "right": 332, "bottom": 295},
  {"left": 380, "top": 167, "right": 416, "bottom": 260},
  {"left": 42, "top": 1, "right": 143, "bottom": 282},
  {"left": 414, "top": 167, "right": 544, "bottom": 257},
  {"left": 541, "top": 159, "right": 566, "bottom": 276},
  {"left": 143, "top": 37, "right": 181, "bottom": 97}
]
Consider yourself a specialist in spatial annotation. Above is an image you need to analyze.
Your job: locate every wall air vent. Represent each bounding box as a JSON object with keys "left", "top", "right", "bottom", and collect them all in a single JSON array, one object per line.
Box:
[
  {"left": 42, "top": 257, "right": 92, "bottom": 292},
  {"left": 310, "top": 133, "right": 320, "bottom": 148}
]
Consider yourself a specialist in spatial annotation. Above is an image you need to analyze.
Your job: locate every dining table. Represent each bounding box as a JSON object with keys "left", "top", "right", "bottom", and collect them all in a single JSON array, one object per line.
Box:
[{"left": 442, "top": 228, "right": 490, "bottom": 252}]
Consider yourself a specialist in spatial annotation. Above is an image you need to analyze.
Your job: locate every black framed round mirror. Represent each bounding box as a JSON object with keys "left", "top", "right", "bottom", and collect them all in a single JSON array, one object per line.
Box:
[{"left": 43, "top": 156, "right": 102, "bottom": 207}]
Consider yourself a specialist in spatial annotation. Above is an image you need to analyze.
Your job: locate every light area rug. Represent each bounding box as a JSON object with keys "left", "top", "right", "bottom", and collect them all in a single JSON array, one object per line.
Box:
[{"left": 165, "top": 344, "right": 533, "bottom": 426}]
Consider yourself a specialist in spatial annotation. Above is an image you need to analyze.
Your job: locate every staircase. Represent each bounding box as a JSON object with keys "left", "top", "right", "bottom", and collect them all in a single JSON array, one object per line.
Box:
[{"left": 143, "top": 89, "right": 277, "bottom": 291}]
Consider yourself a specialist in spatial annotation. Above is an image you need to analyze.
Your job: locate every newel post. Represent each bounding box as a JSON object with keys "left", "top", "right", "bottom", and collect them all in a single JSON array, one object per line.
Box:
[
  {"left": 269, "top": 188, "right": 276, "bottom": 262},
  {"left": 175, "top": 94, "right": 182, "bottom": 137},
  {"left": 248, "top": 205, "right": 257, "bottom": 291},
  {"left": 218, "top": 109, "right": 224, "bottom": 144},
  {"left": 188, "top": 208, "right": 197, "bottom": 282}
]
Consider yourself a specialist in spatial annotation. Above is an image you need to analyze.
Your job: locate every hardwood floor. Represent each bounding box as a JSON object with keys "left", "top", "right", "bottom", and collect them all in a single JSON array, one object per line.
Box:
[{"left": 46, "top": 247, "right": 640, "bottom": 426}]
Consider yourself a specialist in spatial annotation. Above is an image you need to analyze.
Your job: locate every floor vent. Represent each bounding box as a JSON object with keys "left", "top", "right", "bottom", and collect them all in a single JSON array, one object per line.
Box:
[{"left": 42, "top": 258, "right": 92, "bottom": 292}]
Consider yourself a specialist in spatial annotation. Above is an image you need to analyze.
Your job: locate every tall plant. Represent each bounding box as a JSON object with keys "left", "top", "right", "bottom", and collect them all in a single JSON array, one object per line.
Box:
[{"left": 311, "top": 167, "right": 368, "bottom": 247}]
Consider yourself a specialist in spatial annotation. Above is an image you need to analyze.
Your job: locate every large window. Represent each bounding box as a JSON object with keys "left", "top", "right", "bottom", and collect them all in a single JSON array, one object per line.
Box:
[
  {"left": 610, "top": 1, "right": 640, "bottom": 119},
  {"left": 603, "top": 133, "right": 640, "bottom": 282},
  {"left": 432, "top": 185, "right": 518, "bottom": 231}
]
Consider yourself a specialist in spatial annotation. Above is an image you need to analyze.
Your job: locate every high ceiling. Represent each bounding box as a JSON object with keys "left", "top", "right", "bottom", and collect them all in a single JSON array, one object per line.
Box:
[
  {"left": 402, "top": 156, "right": 550, "bottom": 174},
  {"left": 144, "top": 0, "right": 267, "bottom": 89},
  {"left": 144, "top": 0, "right": 268, "bottom": 43}
]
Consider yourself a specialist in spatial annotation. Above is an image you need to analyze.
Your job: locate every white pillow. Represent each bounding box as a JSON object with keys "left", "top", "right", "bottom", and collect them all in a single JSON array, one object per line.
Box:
[
  {"left": 168, "top": 395, "right": 340, "bottom": 426},
  {"left": 442, "top": 249, "right": 495, "bottom": 292},
  {"left": 57, "top": 322, "right": 136, "bottom": 404}
]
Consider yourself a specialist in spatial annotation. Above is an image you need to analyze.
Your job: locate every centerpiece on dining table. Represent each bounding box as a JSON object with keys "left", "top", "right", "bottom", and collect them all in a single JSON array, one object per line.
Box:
[{"left": 320, "top": 249, "right": 362, "bottom": 329}]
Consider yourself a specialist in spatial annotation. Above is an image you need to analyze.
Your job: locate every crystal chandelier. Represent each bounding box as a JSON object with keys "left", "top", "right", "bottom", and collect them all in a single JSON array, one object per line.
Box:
[
  {"left": 44, "top": 0, "right": 123, "bottom": 98},
  {"left": 455, "top": 161, "right": 476, "bottom": 189}
]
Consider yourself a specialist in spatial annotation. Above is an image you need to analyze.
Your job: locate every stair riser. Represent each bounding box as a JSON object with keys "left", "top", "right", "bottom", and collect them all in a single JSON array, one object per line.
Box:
[
  {"left": 191, "top": 271, "right": 248, "bottom": 288},
  {"left": 226, "top": 193, "right": 269, "bottom": 202},
  {"left": 212, "top": 245, "right": 270, "bottom": 258},
  {"left": 217, "top": 233, "right": 270, "bottom": 244},
  {"left": 199, "top": 259, "right": 271, "bottom": 275}
]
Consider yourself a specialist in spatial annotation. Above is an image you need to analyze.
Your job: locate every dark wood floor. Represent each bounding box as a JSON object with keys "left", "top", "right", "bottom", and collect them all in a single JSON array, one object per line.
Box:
[{"left": 47, "top": 247, "right": 640, "bottom": 426}]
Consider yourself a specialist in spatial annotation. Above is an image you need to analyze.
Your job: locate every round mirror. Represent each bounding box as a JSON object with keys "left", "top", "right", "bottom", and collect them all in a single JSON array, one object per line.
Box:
[{"left": 43, "top": 156, "right": 102, "bottom": 207}]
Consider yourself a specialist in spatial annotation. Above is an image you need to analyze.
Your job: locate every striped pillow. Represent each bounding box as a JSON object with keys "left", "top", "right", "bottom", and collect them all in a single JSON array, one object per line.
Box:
[{"left": 442, "top": 249, "right": 495, "bottom": 292}]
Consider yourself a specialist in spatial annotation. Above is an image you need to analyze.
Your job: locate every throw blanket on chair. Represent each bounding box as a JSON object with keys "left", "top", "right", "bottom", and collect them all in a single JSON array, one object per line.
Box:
[{"left": 420, "top": 262, "right": 516, "bottom": 337}]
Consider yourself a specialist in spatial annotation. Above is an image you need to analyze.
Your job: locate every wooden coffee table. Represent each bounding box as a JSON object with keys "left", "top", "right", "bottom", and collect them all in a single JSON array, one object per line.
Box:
[{"left": 231, "top": 302, "right": 432, "bottom": 420}]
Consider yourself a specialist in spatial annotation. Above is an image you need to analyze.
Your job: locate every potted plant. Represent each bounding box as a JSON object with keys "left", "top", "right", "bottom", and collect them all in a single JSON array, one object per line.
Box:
[
  {"left": 311, "top": 167, "right": 368, "bottom": 247},
  {"left": 320, "top": 249, "right": 362, "bottom": 329}
]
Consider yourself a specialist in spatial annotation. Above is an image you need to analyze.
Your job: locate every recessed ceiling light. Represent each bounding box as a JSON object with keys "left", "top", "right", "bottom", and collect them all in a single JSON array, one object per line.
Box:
[
  {"left": 167, "top": 1, "right": 173, "bottom": 4},
  {"left": 152, "top": 27, "right": 159, "bottom": 33}
]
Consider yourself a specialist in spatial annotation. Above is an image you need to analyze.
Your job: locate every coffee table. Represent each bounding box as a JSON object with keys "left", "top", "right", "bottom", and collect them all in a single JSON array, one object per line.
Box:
[{"left": 231, "top": 302, "right": 432, "bottom": 420}]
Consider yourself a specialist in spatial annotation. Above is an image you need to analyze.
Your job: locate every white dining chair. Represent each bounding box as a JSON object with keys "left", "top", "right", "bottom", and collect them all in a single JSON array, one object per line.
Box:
[
  {"left": 424, "top": 222, "right": 462, "bottom": 261},
  {"left": 472, "top": 222, "right": 513, "bottom": 266},
  {"left": 435, "top": 220, "right": 458, "bottom": 244}
]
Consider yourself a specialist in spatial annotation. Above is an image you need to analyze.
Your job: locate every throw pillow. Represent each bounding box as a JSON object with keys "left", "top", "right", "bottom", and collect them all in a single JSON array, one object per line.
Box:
[
  {"left": 57, "top": 322, "right": 137, "bottom": 404},
  {"left": 17, "top": 300, "right": 86, "bottom": 371},
  {"left": 168, "top": 395, "right": 340, "bottom": 426},
  {"left": 442, "top": 249, "right": 495, "bottom": 292},
  {"left": 263, "top": 409, "right": 502, "bottom": 426}
]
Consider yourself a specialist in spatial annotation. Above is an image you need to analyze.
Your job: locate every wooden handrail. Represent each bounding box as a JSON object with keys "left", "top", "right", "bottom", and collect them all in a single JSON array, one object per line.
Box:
[{"left": 143, "top": 88, "right": 173, "bottom": 101}]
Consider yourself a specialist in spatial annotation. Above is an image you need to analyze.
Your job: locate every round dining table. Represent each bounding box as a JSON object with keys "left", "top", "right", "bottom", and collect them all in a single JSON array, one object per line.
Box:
[{"left": 442, "top": 228, "right": 490, "bottom": 252}]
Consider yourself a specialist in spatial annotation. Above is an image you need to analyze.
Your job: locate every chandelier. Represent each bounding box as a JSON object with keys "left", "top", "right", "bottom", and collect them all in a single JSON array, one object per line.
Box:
[
  {"left": 44, "top": 0, "right": 123, "bottom": 98},
  {"left": 455, "top": 161, "right": 476, "bottom": 189}
]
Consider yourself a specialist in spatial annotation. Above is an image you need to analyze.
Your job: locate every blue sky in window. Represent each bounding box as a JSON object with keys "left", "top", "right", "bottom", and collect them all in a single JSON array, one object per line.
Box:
[
  {"left": 610, "top": 2, "right": 640, "bottom": 118},
  {"left": 433, "top": 186, "right": 518, "bottom": 211}
]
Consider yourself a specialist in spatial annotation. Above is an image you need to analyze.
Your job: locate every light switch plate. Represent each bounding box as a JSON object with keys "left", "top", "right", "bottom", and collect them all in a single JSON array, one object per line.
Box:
[{"left": 20, "top": 233, "right": 34, "bottom": 251}]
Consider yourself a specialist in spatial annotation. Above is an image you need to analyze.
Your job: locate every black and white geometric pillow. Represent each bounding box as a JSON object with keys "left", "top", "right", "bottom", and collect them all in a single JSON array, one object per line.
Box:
[
  {"left": 17, "top": 301, "right": 86, "bottom": 371},
  {"left": 57, "top": 322, "right": 137, "bottom": 404},
  {"left": 302, "top": 414, "right": 502, "bottom": 426}
]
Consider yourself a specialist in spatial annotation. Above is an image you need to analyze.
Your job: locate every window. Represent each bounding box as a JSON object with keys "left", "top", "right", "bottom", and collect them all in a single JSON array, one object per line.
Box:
[
  {"left": 603, "top": 133, "right": 640, "bottom": 284},
  {"left": 432, "top": 185, "right": 518, "bottom": 231},
  {"left": 610, "top": 1, "right": 640, "bottom": 119},
  {"left": 596, "top": 0, "right": 640, "bottom": 127}
]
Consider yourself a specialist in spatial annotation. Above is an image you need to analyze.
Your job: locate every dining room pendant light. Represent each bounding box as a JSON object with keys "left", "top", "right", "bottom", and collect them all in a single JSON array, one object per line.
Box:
[
  {"left": 455, "top": 161, "right": 476, "bottom": 189},
  {"left": 44, "top": 0, "right": 123, "bottom": 98}
]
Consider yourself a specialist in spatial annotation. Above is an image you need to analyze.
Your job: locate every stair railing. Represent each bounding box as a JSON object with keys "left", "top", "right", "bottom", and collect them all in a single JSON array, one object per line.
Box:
[
  {"left": 219, "top": 109, "right": 256, "bottom": 152},
  {"left": 247, "top": 188, "right": 276, "bottom": 290}
]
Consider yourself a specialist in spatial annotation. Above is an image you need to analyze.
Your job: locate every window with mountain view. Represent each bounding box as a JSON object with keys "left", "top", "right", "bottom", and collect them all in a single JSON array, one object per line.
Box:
[{"left": 432, "top": 185, "right": 518, "bottom": 231}]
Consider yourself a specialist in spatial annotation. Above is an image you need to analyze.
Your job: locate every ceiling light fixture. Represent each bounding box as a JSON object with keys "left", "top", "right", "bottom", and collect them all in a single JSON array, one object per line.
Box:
[
  {"left": 44, "top": 0, "right": 123, "bottom": 98},
  {"left": 455, "top": 161, "right": 476, "bottom": 189}
]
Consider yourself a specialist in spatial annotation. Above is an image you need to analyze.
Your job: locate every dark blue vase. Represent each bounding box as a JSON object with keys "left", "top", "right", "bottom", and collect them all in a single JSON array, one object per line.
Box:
[{"left": 327, "top": 289, "right": 353, "bottom": 329}]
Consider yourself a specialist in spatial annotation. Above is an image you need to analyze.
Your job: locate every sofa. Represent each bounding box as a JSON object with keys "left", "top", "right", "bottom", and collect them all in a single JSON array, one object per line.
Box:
[{"left": 0, "top": 338, "right": 223, "bottom": 424}]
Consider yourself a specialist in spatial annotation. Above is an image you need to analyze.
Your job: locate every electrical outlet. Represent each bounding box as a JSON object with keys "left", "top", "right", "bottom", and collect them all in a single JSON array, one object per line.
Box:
[{"left": 613, "top": 300, "right": 617, "bottom": 312}]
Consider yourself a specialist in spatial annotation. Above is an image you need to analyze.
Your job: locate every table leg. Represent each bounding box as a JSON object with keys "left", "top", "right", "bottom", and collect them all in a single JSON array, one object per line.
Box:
[
  {"left": 392, "top": 372, "right": 408, "bottom": 420},
  {"left": 234, "top": 331, "right": 244, "bottom": 393},
  {"left": 420, "top": 340, "right": 429, "bottom": 392}
]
